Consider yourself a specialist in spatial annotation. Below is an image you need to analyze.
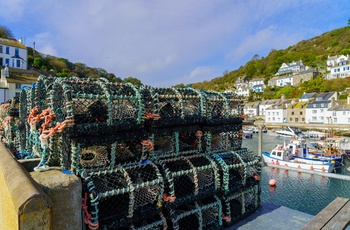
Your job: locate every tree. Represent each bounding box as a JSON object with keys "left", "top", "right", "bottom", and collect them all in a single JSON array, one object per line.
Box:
[
  {"left": 123, "top": 77, "right": 142, "bottom": 87},
  {"left": 0, "top": 25, "right": 14, "bottom": 38}
]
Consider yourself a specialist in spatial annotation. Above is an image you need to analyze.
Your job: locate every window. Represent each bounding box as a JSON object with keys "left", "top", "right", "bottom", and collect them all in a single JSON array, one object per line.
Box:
[
  {"left": 321, "top": 104, "right": 324, "bottom": 108},
  {"left": 312, "top": 116, "right": 317, "bottom": 121},
  {"left": 334, "top": 118, "right": 337, "bottom": 123},
  {"left": 16, "top": 59, "right": 20, "bottom": 68},
  {"left": 295, "top": 118, "right": 298, "bottom": 122},
  {"left": 15, "top": 48, "right": 19, "bottom": 56},
  {"left": 0, "top": 58, "right": 2, "bottom": 66},
  {"left": 5, "top": 58, "right": 9, "bottom": 66},
  {"left": 320, "top": 109, "right": 324, "bottom": 113},
  {"left": 15, "top": 83, "right": 21, "bottom": 89},
  {"left": 0, "top": 45, "right": 2, "bottom": 53},
  {"left": 343, "top": 111, "right": 346, "bottom": 115},
  {"left": 277, "top": 152, "right": 282, "bottom": 157},
  {"left": 290, "top": 118, "right": 292, "bottom": 121},
  {"left": 348, "top": 118, "right": 350, "bottom": 123},
  {"left": 302, "top": 118, "right": 305, "bottom": 121},
  {"left": 291, "top": 112, "right": 294, "bottom": 115},
  {"left": 5, "top": 46, "right": 9, "bottom": 54},
  {"left": 312, "top": 110, "right": 317, "bottom": 114},
  {"left": 313, "top": 104, "right": 316, "bottom": 108},
  {"left": 300, "top": 111, "right": 303, "bottom": 115},
  {"left": 15, "top": 92, "right": 20, "bottom": 97}
]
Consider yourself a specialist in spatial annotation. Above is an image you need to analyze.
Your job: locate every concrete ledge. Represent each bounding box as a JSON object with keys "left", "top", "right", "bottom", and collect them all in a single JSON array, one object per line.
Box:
[
  {"left": 31, "top": 169, "right": 82, "bottom": 230},
  {"left": 0, "top": 142, "right": 52, "bottom": 229}
]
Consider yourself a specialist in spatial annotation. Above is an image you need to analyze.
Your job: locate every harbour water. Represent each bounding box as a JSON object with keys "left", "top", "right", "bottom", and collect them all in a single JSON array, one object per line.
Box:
[{"left": 242, "top": 131, "right": 350, "bottom": 215}]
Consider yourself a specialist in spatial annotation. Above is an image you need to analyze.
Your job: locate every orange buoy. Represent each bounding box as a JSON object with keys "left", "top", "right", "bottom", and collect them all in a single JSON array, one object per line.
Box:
[
  {"left": 269, "top": 179, "right": 277, "bottom": 186},
  {"left": 310, "top": 166, "right": 314, "bottom": 170},
  {"left": 321, "top": 167, "right": 325, "bottom": 172},
  {"left": 285, "top": 163, "right": 288, "bottom": 167},
  {"left": 271, "top": 160, "right": 274, "bottom": 164},
  {"left": 298, "top": 165, "right": 301, "bottom": 169},
  {"left": 276, "top": 161, "right": 280, "bottom": 165}
]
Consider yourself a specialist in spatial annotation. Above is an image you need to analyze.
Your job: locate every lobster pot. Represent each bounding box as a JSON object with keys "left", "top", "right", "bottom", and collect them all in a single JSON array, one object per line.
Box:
[
  {"left": 149, "top": 126, "right": 202, "bottom": 159},
  {"left": 17, "top": 87, "right": 34, "bottom": 154},
  {"left": 239, "top": 148, "right": 262, "bottom": 187},
  {"left": 70, "top": 131, "right": 148, "bottom": 174},
  {"left": 33, "top": 75, "right": 57, "bottom": 110},
  {"left": 140, "top": 86, "right": 205, "bottom": 127},
  {"left": 222, "top": 92, "right": 243, "bottom": 118},
  {"left": 0, "top": 97, "right": 20, "bottom": 150},
  {"left": 202, "top": 91, "right": 242, "bottom": 125},
  {"left": 83, "top": 162, "right": 164, "bottom": 229},
  {"left": 48, "top": 77, "right": 144, "bottom": 137},
  {"left": 202, "top": 123, "right": 242, "bottom": 153},
  {"left": 167, "top": 196, "right": 223, "bottom": 230},
  {"left": 213, "top": 151, "right": 246, "bottom": 194},
  {"left": 158, "top": 154, "right": 219, "bottom": 207},
  {"left": 220, "top": 185, "right": 260, "bottom": 226}
]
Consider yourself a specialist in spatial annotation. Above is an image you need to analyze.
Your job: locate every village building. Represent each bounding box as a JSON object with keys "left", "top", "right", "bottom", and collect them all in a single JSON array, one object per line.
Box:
[
  {"left": 0, "top": 37, "right": 28, "bottom": 70},
  {"left": 286, "top": 100, "right": 307, "bottom": 123},
  {"left": 305, "top": 92, "right": 337, "bottom": 124},
  {"left": 275, "top": 60, "right": 305, "bottom": 75},
  {"left": 326, "top": 54, "right": 350, "bottom": 80}
]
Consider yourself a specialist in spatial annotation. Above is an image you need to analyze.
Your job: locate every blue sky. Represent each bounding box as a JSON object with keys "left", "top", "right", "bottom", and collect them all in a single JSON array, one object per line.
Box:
[{"left": 1, "top": 0, "right": 348, "bottom": 87}]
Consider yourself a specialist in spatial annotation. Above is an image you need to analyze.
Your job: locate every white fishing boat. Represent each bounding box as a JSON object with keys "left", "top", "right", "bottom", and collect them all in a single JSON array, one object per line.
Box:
[
  {"left": 275, "top": 126, "right": 304, "bottom": 138},
  {"left": 262, "top": 143, "right": 335, "bottom": 173}
]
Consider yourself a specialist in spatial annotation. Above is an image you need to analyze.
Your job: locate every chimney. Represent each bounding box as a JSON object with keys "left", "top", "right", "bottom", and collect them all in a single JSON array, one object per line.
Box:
[
  {"left": 331, "top": 97, "right": 335, "bottom": 108},
  {"left": 281, "top": 94, "right": 285, "bottom": 101}
]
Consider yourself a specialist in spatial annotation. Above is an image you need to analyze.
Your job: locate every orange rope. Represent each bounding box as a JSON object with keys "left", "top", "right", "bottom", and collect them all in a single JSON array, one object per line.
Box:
[
  {"left": 82, "top": 193, "right": 99, "bottom": 230},
  {"left": 163, "top": 193, "right": 176, "bottom": 202},
  {"left": 144, "top": 112, "right": 161, "bottom": 120},
  {"left": 141, "top": 139, "right": 154, "bottom": 152}
]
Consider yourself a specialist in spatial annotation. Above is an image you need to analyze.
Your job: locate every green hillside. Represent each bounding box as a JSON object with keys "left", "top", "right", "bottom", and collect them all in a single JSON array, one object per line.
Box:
[{"left": 188, "top": 26, "right": 350, "bottom": 99}]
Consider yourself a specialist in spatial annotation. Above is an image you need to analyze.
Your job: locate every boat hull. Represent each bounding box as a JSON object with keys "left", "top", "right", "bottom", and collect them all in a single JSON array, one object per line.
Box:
[{"left": 262, "top": 152, "right": 334, "bottom": 173}]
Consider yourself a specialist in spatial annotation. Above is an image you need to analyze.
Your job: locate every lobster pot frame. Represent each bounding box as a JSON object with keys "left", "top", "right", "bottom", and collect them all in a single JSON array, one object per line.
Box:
[
  {"left": 202, "top": 91, "right": 242, "bottom": 125},
  {"left": 158, "top": 154, "right": 220, "bottom": 207},
  {"left": 141, "top": 86, "right": 205, "bottom": 127},
  {"left": 148, "top": 126, "right": 203, "bottom": 159},
  {"left": 222, "top": 92, "right": 244, "bottom": 119},
  {"left": 0, "top": 97, "right": 20, "bottom": 151},
  {"left": 213, "top": 149, "right": 261, "bottom": 195},
  {"left": 221, "top": 185, "right": 260, "bottom": 226},
  {"left": 202, "top": 123, "right": 243, "bottom": 153},
  {"left": 167, "top": 196, "right": 223, "bottom": 230},
  {"left": 83, "top": 162, "right": 164, "bottom": 229},
  {"left": 18, "top": 87, "right": 34, "bottom": 154},
  {"left": 70, "top": 131, "right": 148, "bottom": 174},
  {"left": 33, "top": 75, "right": 57, "bottom": 110},
  {"left": 48, "top": 77, "right": 144, "bottom": 137}
]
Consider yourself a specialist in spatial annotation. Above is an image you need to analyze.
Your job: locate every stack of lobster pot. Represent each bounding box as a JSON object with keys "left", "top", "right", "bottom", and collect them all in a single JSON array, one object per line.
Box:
[
  {"left": 9, "top": 75, "right": 262, "bottom": 230},
  {"left": 201, "top": 91, "right": 262, "bottom": 227}
]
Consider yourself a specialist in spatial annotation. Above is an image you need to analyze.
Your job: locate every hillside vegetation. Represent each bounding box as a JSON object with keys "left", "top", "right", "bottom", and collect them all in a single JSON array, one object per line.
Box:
[{"left": 188, "top": 26, "right": 350, "bottom": 99}]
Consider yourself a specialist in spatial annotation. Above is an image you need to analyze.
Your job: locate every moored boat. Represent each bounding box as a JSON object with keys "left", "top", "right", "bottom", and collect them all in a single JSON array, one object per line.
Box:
[{"left": 262, "top": 144, "right": 335, "bottom": 173}]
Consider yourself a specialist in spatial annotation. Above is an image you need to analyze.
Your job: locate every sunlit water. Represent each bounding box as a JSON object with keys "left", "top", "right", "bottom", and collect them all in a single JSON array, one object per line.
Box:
[{"left": 242, "top": 131, "right": 350, "bottom": 215}]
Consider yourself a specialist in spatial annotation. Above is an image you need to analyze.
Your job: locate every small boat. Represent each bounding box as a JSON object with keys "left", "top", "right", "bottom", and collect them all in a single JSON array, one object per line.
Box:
[
  {"left": 242, "top": 129, "right": 253, "bottom": 138},
  {"left": 262, "top": 143, "right": 335, "bottom": 173},
  {"left": 275, "top": 126, "right": 304, "bottom": 138}
]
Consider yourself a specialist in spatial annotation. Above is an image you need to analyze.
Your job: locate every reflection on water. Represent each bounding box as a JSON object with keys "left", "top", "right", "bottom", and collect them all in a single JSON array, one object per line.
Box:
[{"left": 242, "top": 131, "right": 350, "bottom": 215}]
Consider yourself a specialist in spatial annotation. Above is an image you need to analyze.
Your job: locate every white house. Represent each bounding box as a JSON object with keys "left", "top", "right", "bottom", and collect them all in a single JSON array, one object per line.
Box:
[
  {"left": 258, "top": 99, "right": 279, "bottom": 116},
  {"left": 243, "top": 101, "right": 260, "bottom": 117},
  {"left": 326, "top": 55, "right": 350, "bottom": 80},
  {"left": 305, "top": 92, "right": 337, "bottom": 124},
  {"left": 0, "top": 37, "right": 28, "bottom": 70},
  {"left": 268, "top": 75, "right": 293, "bottom": 87},
  {"left": 0, "top": 67, "right": 39, "bottom": 103},
  {"left": 265, "top": 96, "right": 292, "bottom": 123},
  {"left": 234, "top": 85, "right": 250, "bottom": 97},
  {"left": 324, "top": 98, "right": 350, "bottom": 125},
  {"left": 276, "top": 60, "right": 305, "bottom": 75}
]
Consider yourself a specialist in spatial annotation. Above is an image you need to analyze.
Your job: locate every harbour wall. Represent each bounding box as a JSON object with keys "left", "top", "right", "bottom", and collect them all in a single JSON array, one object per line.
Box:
[{"left": 0, "top": 143, "right": 82, "bottom": 230}]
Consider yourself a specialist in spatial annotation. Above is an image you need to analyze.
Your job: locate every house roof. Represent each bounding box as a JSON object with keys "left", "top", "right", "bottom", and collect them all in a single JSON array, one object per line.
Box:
[
  {"left": 287, "top": 101, "right": 307, "bottom": 109},
  {"left": 299, "top": 92, "right": 317, "bottom": 100},
  {"left": 0, "top": 37, "right": 26, "bottom": 49},
  {"left": 6, "top": 75, "right": 39, "bottom": 84},
  {"left": 328, "top": 100, "right": 350, "bottom": 111},
  {"left": 316, "top": 92, "right": 335, "bottom": 101}
]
